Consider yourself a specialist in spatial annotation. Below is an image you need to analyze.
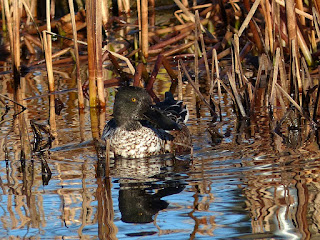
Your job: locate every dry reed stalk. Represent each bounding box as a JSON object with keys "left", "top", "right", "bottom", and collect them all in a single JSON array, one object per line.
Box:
[
  {"left": 195, "top": 11, "right": 210, "bottom": 87},
  {"left": 276, "top": 82, "right": 302, "bottom": 113},
  {"left": 232, "top": 37, "right": 251, "bottom": 108},
  {"left": 149, "top": 0, "right": 155, "bottom": 26},
  {"left": 133, "top": 63, "right": 144, "bottom": 87},
  {"left": 86, "top": 0, "right": 97, "bottom": 107},
  {"left": 297, "top": 26, "right": 313, "bottom": 66},
  {"left": 286, "top": 0, "right": 298, "bottom": 52},
  {"left": 276, "top": 87, "right": 286, "bottom": 112},
  {"left": 270, "top": 47, "right": 280, "bottom": 106},
  {"left": 123, "top": 0, "right": 130, "bottom": 13},
  {"left": 217, "top": 48, "right": 231, "bottom": 59},
  {"left": 259, "top": 1, "right": 269, "bottom": 52},
  {"left": 68, "top": 0, "right": 84, "bottom": 108},
  {"left": 90, "top": 108, "right": 100, "bottom": 139},
  {"left": 34, "top": 47, "right": 72, "bottom": 65},
  {"left": 4, "top": 0, "right": 13, "bottom": 51},
  {"left": 233, "top": 35, "right": 241, "bottom": 86},
  {"left": 213, "top": 49, "right": 220, "bottom": 83},
  {"left": 43, "top": 32, "right": 55, "bottom": 92},
  {"left": 173, "top": 0, "right": 206, "bottom": 32},
  {"left": 141, "top": 0, "right": 149, "bottom": 58},
  {"left": 292, "top": 40, "right": 303, "bottom": 107},
  {"left": 137, "top": 0, "right": 141, "bottom": 47},
  {"left": 239, "top": 0, "right": 261, "bottom": 37},
  {"left": 12, "top": 0, "right": 20, "bottom": 78},
  {"left": 194, "top": 15, "right": 199, "bottom": 88},
  {"left": 178, "top": 2, "right": 212, "bottom": 14},
  {"left": 21, "top": 0, "right": 40, "bottom": 33},
  {"left": 52, "top": 47, "right": 72, "bottom": 59},
  {"left": 212, "top": 49, "right": 222, "bottom": 118},
  {"left": 301, "top": 57, "right": 312, "bottom": 91},
  {"left": 161, "top": 57, "right": 178, "bottom": 84},
  {"left": 181, "top": 0, "right": 188, "bottom": 7},
  {"left": 95, "top": 0, "right": 105, "bottom": 108},
  {"left": 118, "top": 0, "right": 130, "bottom": 13},
  {"left": 146, "top": 54, "right": 163, "bottom": 93},
  {"left": 177, "top": 61, "right": 183, "bottom": 101},
  {"left": 50, "top": 0, "right": 55, "bottom": 17},
  {"left": 101, "top": 0, "right": 109, "bottom": 27},
  {"left": 162, "top": 41, "right": 195, "bottom": 57},
  {"left": 276, "top": 0, "right": 312, "bottom": 20},
  {"left": 24, "top": 34, "right": 42, "bottom": 48},
  {"left": 244, "top": 76, "right": 254, "bottom": 103},
  {"left": 227, "top": 72, "right": 247, "bottom": 118},
  {"left": 44, "top": 0, "right": 54, "bottom": 92},
  {"left": 149, "top": 22, "right": 191, "bottom": 36},
  {"left": 194, "top": 40, "right": 199, "bottom": 89},
  {"left": 242, "top": 0, "right": 263, "bottom": 52},
  {"left": 174, "top": 0, "right": 194, "bottom": 21},
  {"left": 313, "top": 8, "right": 320, "bottom": 50},
  {"left": 251, "top": 54, "right": 267, "bottom": 110},
  {"left": 295, "top": 0, "right": 305, "bottom": 25},
  {"left": 150, "top": 19, "right": 208, "bottom": 36},
  {"left": 311, "top": 30, "right": 317, "bottom": 52},
  {"left": 29, "top": 0, "right": 37, "bottom": 24},
  {"left": 1, "top": 0, "right": 6, "bottom": 31},
  {"left": 149, "top": 31, "right": 191, "bottom": 50},
  {"left": 179, "top": 59, "right": 216, "bottom": 116},
  {"left": 315, "top": 0, "right": 320, "bottom": 12},
  {"left": 278, "top": 48, "right": 287, "bottom": 94},
  {"left": 24, "top": 38, "right": 35, "bottom": 54},
  {"left": 12, "top": 0, "right": 32, "bottom": 158},
  {"left": 265, "top": 0, "right": 273, "bottom": 53},
  {"left": 104, "top": 50, "right": 135, "bottom": 75}
]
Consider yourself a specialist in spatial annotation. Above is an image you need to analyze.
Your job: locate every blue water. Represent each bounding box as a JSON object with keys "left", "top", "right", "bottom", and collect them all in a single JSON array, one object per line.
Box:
[{"left": 0, "top": 82, "right": 318, "bottom": 239}]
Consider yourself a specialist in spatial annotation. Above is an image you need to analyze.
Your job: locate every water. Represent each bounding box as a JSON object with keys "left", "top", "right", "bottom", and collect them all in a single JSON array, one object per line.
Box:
[{"left": 1, "top": 67, "right": 320, "bottom": 240}]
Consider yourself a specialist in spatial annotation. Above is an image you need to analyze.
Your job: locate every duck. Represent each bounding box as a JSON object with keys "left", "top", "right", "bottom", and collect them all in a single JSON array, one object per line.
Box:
[{"left": 102, "top": 86, "right": 191, "bottom": 159}]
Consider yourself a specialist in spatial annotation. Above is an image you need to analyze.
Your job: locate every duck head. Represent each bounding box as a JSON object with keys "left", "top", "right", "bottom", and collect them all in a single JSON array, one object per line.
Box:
[{"left": 113, "top": 86, "right": 181, "bottom": 131}]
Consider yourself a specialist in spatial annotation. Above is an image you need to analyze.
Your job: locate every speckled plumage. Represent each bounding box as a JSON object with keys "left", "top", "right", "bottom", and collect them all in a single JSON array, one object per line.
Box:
[{"left": 102, "top": 86, "right": 191, "bottom": 158}]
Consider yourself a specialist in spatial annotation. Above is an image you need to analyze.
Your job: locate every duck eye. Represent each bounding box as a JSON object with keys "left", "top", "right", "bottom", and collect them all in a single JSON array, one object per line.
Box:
[{"left": 131, "top": 97, "right": 137, "bottom": 102}]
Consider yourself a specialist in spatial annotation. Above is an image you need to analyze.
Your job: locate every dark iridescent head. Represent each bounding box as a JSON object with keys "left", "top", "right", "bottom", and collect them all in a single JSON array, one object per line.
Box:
[{"left": 113, "top": 86, "right": 152, "bottom": 130}]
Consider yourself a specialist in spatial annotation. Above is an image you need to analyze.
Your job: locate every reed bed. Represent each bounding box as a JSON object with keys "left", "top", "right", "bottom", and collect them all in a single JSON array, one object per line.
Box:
[{"left": 1, "top": 0, "right": 320, "bottom": 156}]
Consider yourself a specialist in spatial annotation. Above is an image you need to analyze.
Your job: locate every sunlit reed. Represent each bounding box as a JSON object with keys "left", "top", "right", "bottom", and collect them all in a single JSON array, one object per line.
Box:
[
  {"left": 45, "top": 0, "right": 54, "bottom": 92},
  {"left": 68, "top": 0, "right": 84, "bottom": 109},
  {"left": 86, "top": 0, "right": 98, "bottom": 107},
  {"left": 140, "top": 0, "right": 148, "bottom": 58}
]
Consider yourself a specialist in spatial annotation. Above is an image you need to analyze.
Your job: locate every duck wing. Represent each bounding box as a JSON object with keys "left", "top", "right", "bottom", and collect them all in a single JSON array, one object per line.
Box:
[
  {"left": 143, "top": 92, "right": 189, "bottom": 131},
  {"left": 143, "top": 107, "right": 181, "bottom": 130},
  {"left": 101, "top": 118, "right": 116, "bottom": 140},
  {"left": 155, "top": 92, "right": 189, "bottom": 124}
]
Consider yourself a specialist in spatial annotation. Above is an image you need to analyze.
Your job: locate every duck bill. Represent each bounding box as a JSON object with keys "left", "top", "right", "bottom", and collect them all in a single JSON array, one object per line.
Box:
[{"left": 143, "top": 107, "right": 181, "bottom": 130}]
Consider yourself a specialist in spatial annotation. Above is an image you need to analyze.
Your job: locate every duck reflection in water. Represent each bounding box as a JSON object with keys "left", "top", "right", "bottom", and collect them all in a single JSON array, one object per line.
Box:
[{"left": 111, "top": 155, "right": 189, "bottom": 224}]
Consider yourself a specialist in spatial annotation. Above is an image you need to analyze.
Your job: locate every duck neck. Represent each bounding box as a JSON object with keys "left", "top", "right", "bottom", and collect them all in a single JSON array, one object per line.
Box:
[{"left": 116, "top": 119, "right": 142, "bottom": 131}]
